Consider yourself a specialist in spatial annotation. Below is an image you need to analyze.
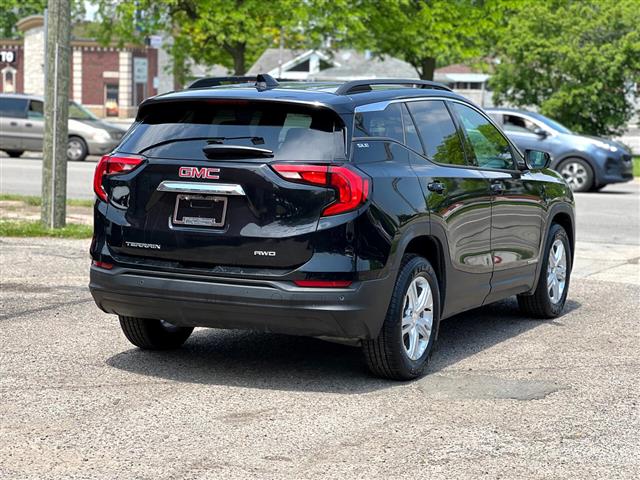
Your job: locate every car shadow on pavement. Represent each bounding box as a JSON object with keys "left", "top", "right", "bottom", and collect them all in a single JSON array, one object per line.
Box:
[{"left": 106, "top": 297, "right": 581, "bottom": 394}]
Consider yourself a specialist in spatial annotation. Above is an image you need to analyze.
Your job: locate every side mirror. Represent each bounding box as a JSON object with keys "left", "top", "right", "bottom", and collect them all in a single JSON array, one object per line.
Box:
[
  {"left": 524, "top": 150, "right": 551, "bottom": 169},
  {"left": 533, "top": 127, "right": 548, "bottom": 138}
]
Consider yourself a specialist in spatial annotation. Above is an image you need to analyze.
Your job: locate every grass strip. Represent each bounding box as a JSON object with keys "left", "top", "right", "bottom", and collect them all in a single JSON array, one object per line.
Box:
[
  {"left": 0, "top": 220, "right": 92, "bottom": 239},
  {"left": 0, "top": 194, "right": 93, "bottom": 207}
]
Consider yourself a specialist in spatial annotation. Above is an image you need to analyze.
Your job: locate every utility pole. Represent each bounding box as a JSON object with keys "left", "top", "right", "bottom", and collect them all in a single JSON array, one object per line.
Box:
[{"left": 41, "top": 0, "right": 71, "bottom": 228}]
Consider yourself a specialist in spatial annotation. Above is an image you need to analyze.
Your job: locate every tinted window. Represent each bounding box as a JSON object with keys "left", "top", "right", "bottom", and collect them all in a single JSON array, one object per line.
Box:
[
  {"left": 28, "top": 100, "right": 44, "bottom": 119},
  {"left": 401, "top": 104, "right": 423, "bottom": 153},
  {"left": 503, "top": 114, "right": 541, "bottom": 134},
  {"left": 354, "top": 103, "right": 404, "bottom": 144},
  {"left": 407, "top": 100, "right": 466, "bottom": 166},
  {"left": 451, "top": 103, "right": 515, "bottom": 170},
  {"left": 119, "top": 100, "right": 346, "bottom": 161},
  {"left": 0, "top": 97, "right": 28, "bottom": 118}
]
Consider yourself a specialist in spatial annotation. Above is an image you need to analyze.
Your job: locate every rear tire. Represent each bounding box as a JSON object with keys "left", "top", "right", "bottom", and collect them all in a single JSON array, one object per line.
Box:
[
  {"left": 67, "top": 136, "right": 88, "bottom": 162},
  {"left": 362, "top": 254, "right": 440, "bottom": 380},
  {"left": 517, "top": 224, "right": 571, "bottom": 318},
  {"left": 118, "top": 316, "right": 193, "bottom": 350},
  {"left": 558, "top": 158, "right": 594, "bottom": 192},
  {"left": 4, "top": 150, "right": 24, "bottom": 158}
]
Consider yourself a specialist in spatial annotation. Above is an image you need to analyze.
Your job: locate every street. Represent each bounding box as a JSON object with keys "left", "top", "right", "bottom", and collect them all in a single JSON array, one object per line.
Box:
[
  {"left": 1, "top": 151, "right": 639, "bottom": 245},
  {"left": 1, "top": 153, "right": 639, "bottom": 479}
]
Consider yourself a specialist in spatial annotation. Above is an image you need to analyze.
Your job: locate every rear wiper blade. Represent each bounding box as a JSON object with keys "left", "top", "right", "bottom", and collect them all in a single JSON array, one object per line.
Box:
[
  {"left": 202, "top": 144, "right": 274, "bottom": 159},
  {"left": 137, "top": 136, "right": 267, "bottom": 155},
  {"left": 207, "top": 136, "right": 265, "bottom": 145}
]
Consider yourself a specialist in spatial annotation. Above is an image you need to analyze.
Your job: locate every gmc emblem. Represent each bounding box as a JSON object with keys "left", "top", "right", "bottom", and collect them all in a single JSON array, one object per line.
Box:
[{"left": 179, "top": 166, "right": 220, "bottom": 179}]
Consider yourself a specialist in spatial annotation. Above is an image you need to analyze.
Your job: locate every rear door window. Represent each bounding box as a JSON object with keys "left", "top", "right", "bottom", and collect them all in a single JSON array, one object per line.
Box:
[
  {"left": 407, "top": 100, "right": 467, "bottom": 166},
  {"left": 0, "top": 97, "right": 28, "bottom": 118},
  {"left": 119, "top": 100, "right": 346, "bottom": 161}
]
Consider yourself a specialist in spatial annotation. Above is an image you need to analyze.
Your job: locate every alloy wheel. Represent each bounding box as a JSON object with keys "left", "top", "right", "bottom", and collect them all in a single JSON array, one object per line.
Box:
[
  {"left": 547, "top": 239, "right": 567, "bottom": 304},
  {"left": 560, "top": 161, "right": 588, "bottom": 190},
  {"left": 67, "top": 139, "right": 84, "bottom": 161},
  {"left": 401, "top": 276, "right": 433, "bottom": 360}
]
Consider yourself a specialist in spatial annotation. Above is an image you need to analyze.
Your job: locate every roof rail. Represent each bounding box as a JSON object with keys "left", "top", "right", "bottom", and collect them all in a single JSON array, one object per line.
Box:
[
  {"left": 334, "top": 79, "right": 452, "bottom": 95},
  {"left": 187, "top": 73, "right": 281, "bottom": 91},
  {"left": 187, "top": 76, "right": 257, "bottom": 89}
]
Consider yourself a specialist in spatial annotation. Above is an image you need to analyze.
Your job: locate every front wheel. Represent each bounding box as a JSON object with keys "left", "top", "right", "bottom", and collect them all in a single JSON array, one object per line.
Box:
[
  {"left": 119, "top": 316, "right": 193, "bottom": 350},
  {"left": 362, "top": 255, "right": 440, "bottom": 380},
  {"left": 517, "top": 224, "right": 571, "bottom": 318},
  {"left": 558, "top": 158, "right": 594, "bottom": 192}
]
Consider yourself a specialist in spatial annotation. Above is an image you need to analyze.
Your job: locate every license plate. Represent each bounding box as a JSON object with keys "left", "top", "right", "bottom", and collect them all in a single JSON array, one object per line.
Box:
[{"left": 172, "top": 194, "right": 227, "bottom": 227}]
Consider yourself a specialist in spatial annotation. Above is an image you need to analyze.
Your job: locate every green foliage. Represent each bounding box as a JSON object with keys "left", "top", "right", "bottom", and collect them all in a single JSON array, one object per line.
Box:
[
  {"left": 491, "top": 0, "right": 640, "bottom": 136},
  {"left": 350, "top": 0, "right": 518, "bottom": 79},
  {"left": 0, "top": 0, "right": 86, "bottom": 38},
  {"left": 0, "top": 220, "right": 92, "bottom": 238},
  {"left": 92, "top": 0, "right": 354, "bottom": 84},
  {"left": 0, "top": 194, "right": 93, "bottom": 207},
  {"left": 0, "top": 0, "right": 46, "bottom": 38}
]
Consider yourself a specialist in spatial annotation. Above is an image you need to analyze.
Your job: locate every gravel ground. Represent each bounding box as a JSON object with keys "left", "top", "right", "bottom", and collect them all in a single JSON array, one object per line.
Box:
[{"left": 1, "top": 237, "right": 639, "bottom": 479}]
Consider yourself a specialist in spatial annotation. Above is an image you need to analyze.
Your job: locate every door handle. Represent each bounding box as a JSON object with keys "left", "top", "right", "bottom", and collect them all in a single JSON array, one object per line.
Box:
[
  {"left": 490, "top": 182, "right": 505, "bottom": 195},
  {"left": 427, "top": 181, "right": 446, "bottom": 194},
  {"left": 9, "top": 121, "right": 17, "bottom": 126},
  {"left": 25, "top": 123, "right": 32, "bottom": 127}
]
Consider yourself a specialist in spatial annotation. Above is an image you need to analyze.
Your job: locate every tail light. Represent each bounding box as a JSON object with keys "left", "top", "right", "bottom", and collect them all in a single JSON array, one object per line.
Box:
[
  {"left": 93, "top": 154, "right": 144, "bottom": 202},
  {"left": 272, "top": 164, "right": 370, "bottom": 216},
  {"left": 92, "top": 260, "right": 114, "bottom": 270}
]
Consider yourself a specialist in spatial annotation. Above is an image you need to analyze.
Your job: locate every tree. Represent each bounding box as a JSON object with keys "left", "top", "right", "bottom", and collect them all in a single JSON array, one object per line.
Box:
[
  {"left": 93, "top": 0, "right": 354, "bottom": 85},
  {"left": 350, "top": 0, "right": 517, "bottom": 80},
  {"left": 491, "top": 0, "right": 640, "bottom": 136},
  {"left": 0, "top": 0, "right": 85, "bottom": 38},
  {"left": 0, "top": 0, "right": 46, "bottom": 38}
]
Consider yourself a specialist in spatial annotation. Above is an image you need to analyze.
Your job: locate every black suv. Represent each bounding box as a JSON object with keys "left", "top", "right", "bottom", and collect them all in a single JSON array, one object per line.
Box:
[{"left": 90, "top": 76, "right": 575, "bottom": 380}]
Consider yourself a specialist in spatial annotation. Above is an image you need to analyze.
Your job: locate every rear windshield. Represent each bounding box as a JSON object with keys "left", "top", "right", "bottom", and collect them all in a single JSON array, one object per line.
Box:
[{"left": 119, "top": 100, "right": 346, "bottom": 161}]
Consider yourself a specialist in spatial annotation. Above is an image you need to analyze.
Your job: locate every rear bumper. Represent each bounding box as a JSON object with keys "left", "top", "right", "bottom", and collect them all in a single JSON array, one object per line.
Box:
[{"left": 89, "top": 266, "right": 394, "bottom": 339}]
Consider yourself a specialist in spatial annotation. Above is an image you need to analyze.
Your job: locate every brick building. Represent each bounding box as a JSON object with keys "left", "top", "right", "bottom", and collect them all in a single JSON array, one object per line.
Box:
[{"left": 0, "top": 15, "right": 159, "bottom": 118}]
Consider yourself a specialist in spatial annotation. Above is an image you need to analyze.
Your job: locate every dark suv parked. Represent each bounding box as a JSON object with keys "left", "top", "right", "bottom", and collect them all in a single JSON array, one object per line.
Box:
[{"left": 90, "top": 76, "right": 575, "bottom": 380}]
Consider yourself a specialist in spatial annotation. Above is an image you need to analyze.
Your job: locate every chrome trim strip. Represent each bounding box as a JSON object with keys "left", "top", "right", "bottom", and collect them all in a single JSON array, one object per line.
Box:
[{"left": 157, "top": 181, "right": 246, "bottom": 196}]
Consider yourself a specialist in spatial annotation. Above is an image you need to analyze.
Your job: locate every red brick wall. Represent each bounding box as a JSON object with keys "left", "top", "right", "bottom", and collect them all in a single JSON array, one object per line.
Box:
[{"left": 82, "top": 49, "right": 119, "bottom": 105}]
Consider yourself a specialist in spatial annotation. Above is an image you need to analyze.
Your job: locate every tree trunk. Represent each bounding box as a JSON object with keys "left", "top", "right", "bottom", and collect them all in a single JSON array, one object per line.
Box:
[
  {"left": 41, "top": 0, "right": 70, "bottom": 228},
  {"left": 418, "top": 57, "right": 436, "bottom": 81},
  {"left": 230, "top": 43, "right": 246, "bottom": 76}
]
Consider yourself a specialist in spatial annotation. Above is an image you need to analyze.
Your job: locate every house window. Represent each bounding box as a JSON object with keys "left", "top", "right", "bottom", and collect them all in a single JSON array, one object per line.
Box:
[
  {"left": 289, "top": 59, "right": 311, "bottom": 72},
  {"left": 453, "top": 81, "right": 483, "bottom": 90}
]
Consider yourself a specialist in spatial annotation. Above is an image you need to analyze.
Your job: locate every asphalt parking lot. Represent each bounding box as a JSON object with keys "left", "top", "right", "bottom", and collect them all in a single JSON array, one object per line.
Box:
[{"left": 1, "top": 245, "right": 639, "bottom": 478}]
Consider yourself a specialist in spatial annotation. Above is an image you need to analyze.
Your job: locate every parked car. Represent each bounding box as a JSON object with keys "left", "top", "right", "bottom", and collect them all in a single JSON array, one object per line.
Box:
[
  {"left": 0, "top": 93, "right": 126, "bottom": 162},
  {"left": 486, "top": 108, "right": 634, "bottom": 192},
  {"left": 89, "top": 76, "right": 575, "bottom": 380}
]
